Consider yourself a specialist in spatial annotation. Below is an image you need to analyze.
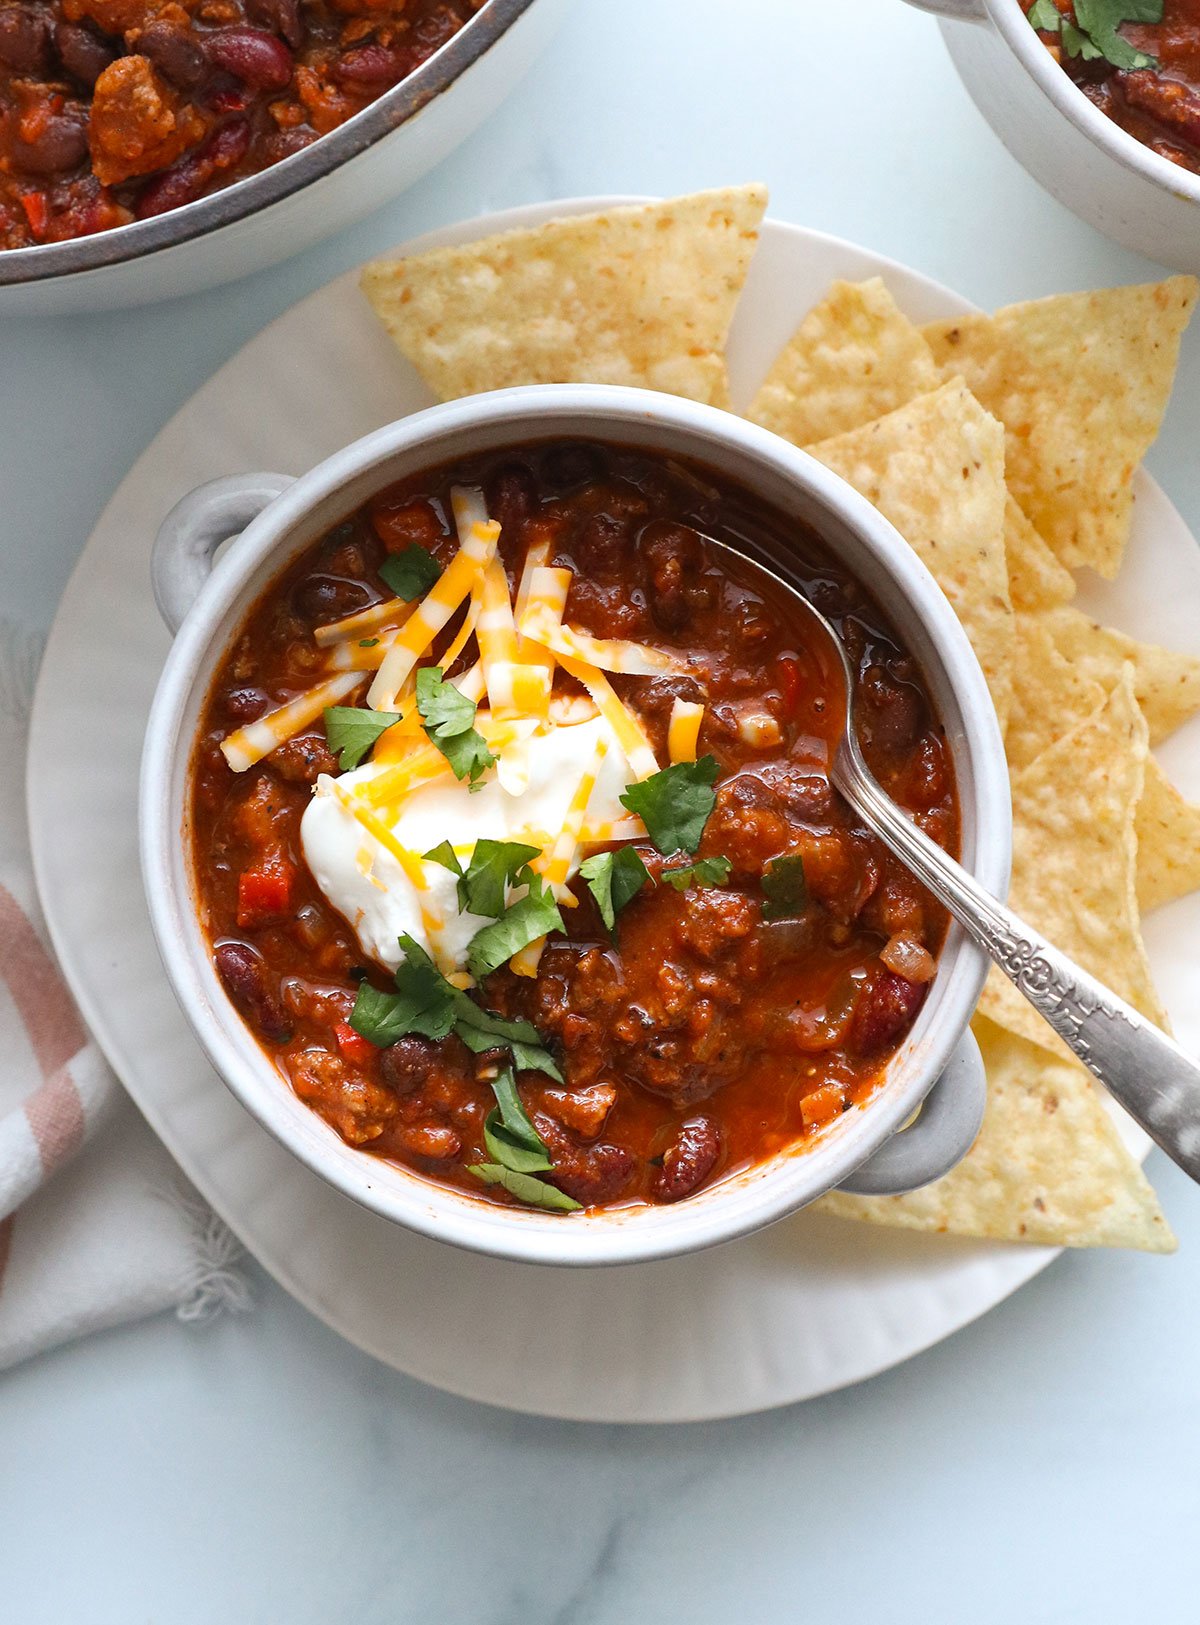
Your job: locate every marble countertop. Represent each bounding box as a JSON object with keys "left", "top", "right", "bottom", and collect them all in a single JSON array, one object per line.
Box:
[{"left": 3, "top": 1, "right": 1200, "bottom": 1618}]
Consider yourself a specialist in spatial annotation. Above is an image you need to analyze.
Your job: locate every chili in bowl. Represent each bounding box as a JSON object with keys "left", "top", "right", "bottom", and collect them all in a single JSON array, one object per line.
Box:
[
  {"left": 902, "top": 0, "right": 1200, "bottom": 272},
  {"left": 141, "top": 385, "right": 1010, "bottom": 1267}
]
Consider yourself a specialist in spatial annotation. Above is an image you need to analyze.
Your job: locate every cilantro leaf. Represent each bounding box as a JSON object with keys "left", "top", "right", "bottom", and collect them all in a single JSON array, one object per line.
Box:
[
  {"left": 379, "top": 545, "right": 441, "bottom": 601},
  {"left": 619, "top": 756, "right": 720, "bottom": 856},
  {"left": 423, "top": 840, "right": 464, "bottom": 881},
  {"left": 484, "top": 1111, "right": 554, "bottom": 1174},
  {"left": 416, "top": 666, "right": 497, "bottom": 786},
  {"left": 348, "top": 934, "right": 458, "bottom": 1044},
  {"left": 761, "top": 854, "right": 810, "bottom": 920},
  {"left": 662, "top": 855, "right": 732, "bottom": 892},
  {"left": 1031, "top": 0, "right": 1161, "bottom": 68},
  {"left": 451, "top": 999, "right": 563, "bottom": 1081},
  {"left": 1027, "top": 0, "right": 1063, "bottom": 25},
  {"left": 469, "top": 1163, "right": 582, "bottom": 1212},
  {"left": 466, "top": 872, "right": 565, "bottom": 981},
  {"left": 578, "top": 846, "right": 651, "bottom": 932},
  {"left": 480, "top": 1067, "right": 553, "bottom": 1173},
  {"left": 460, "top": 839, "right": 543, "bottom": 918},
  {"left": 323, "top": 706, "right": 401, "bottom": 771},
  {"left": 490, "top": 1066, "right": 545, "bottom": 1151}
]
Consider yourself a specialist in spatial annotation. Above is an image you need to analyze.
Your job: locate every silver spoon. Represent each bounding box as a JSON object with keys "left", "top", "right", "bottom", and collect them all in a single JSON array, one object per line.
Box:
[{"left": 703, "top": 536, "right": 1200, "bottom": 1184}]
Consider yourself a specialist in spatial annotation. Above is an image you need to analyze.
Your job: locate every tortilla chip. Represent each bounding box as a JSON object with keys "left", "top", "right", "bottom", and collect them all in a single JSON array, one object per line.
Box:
[
  {"left": 360, "top": 185, "right": 768, "bottom": 408},
  {"left": 979, "top": 668, "right": 1168, "bottom": 1051},
  {"left": 1005, "top": 614, "right": 1105, "bottom": 772},
  {"left": 923, "top": 277, "right": 1197, "bottom": 579},
  {"left": 1004, "top": 497, "right": 1075, "bottom": 614},
  {"left": 1043, "top": 605, "right": 1200, "bottom": 745},
  {"left": 747, "top": 277, "right": 941, "bottom": 446},
  {"left": 816, "top": 1017, "right": 1174, "bottom": 1251},
  {"left": 1137, "top": 757, "right": 1200, "bottom": 914},
  {"left": 808, "top": 380, "right": 1013, "bottom": 733}
]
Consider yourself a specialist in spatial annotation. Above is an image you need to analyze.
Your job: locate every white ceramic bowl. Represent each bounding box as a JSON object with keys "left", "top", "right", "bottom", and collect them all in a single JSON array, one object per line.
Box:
[
  {"left": 904, "top": 0, "right": 1200, "bottom": 269},
  {"left": 139, "top": 384, "right": 1011, "bottom": 1267},
  {"left": 0, "top": 0, "right": 566, "bottom": 316}
]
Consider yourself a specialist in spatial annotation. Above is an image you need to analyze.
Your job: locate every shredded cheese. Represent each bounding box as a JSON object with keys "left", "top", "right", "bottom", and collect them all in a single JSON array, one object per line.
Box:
[
  {"left": 667, "top": 698, "right": 705, "bottom": 763},
  {"left": 221, "top": 671, "right": 362, "bottom": 773},
  {"left": 314, "top": 596, "right": 413, "bottom": 648},
  {"left": 367, "top": 485, "right": 498, "bottom": 710},
  {"left": 579, "top": 815, "right": 647, "bottom": 844},
  {"left": 475, "top": 556, "right": 547, "bottom": 715},
  {"left": 555, "top": 652, "right": 659, "bottom": 781},
  {"left": 520, "top": 599, "right": 684, "bottom": 677},
  {"left": 547, "top": 694, "right": 599, "bottom": 726},
  {"left": 512, "top": 740, "right": 607, "bottom": 976}
]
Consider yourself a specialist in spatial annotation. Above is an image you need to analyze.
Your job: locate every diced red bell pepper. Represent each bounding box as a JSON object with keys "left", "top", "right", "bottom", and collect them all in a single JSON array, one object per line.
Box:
[
  {"left": 334, "top": 1021, "right": 376, "bottom": 1066},
  {"left": 19, "top": 192, "right": 49, "bottom": 241},
  {"left": 772, "top": 653, "right": 804, "bottom": 717},
  {"left": 236, "top": 852, "right": 296, "bottom": 929}
]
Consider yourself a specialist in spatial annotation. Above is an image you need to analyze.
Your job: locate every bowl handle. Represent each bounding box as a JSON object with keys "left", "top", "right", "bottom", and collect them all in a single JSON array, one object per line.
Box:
[
  {"left": 835, "top": 1026, "right": 987, "bottom": 1196},
  {"left": 898, "top": 0, "right": 987, "bottom": 19},
  {"left": 151, "top": 473, "right": 294, "bottom": 635}
]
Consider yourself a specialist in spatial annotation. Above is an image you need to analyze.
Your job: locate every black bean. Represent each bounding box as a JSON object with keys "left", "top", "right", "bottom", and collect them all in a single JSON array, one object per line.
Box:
[
  {"left": 291, "top": 574, "right": 372, "bottom": 626},
  {"left": 137, "top": 20, "right": 206, "bottom": 89},
  {"left": 54, "top": 20, "right": 115, "bottom": 87},
  {"left": 0, "top": 6, "right": 52, "bottom": 74}
]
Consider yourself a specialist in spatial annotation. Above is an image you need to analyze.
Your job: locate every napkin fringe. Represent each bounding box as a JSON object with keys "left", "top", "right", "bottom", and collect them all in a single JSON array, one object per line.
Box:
[
  {"left": 158, "top": 1183, "right": 254, "bottom": 1323},
  {"left": 0, "top": 620, "right": 43, "bottom": 726}
]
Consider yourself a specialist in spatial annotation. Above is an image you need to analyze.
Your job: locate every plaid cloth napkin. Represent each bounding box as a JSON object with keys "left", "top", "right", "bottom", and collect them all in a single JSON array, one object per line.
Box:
[{"left": 0, "top": 619, "right": 249, "bottom": 1371}]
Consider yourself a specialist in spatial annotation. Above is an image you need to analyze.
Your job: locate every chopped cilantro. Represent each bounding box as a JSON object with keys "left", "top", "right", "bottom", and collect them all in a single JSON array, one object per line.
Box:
[
  {"left": 662, "top": 855, "right": 732, "bottom": 892},
  {"left": 480, "top": 1068, "right": 553, "bottom": 1173},
  {"left": 358, "top": 638, "right": 380, "bottom": 649},
  {"left": 459, "top": 839, "right": 543, "bottom": 917},
  {"left": 466, "top": 872, "right": 565, "bottom": 981},
  {"left": 468, "top": 1163, "right": 582, "bottom": 1212},
  {"left": 619, "top": 755, "right": 720, "bottom": 856},
  {"left": 379, "top": 545, "right": 442, "bottom": 601},
  {"left": 579, "top": 846, "right": 652, "bottom": 932},
  {"left": 348, "top": 934, "right": 457, "bottom": 1044},
  {"left": 423, "top": 840, "right": 464, "bottom": 881},
  {"left": 416, "top": 666, "right": 497, "bottom": 786},
  {"left": 761, "top": 854, "right": 810, "bottom": 920},
  {"left": 348, "top": 935, "right": 563, "bottom": 1080},
  {"left": 1028, "top": 0, "right": 1160, "bottom": 70},
  {"left": 323, "top": 706, "right": 401, "bottom": 771}
]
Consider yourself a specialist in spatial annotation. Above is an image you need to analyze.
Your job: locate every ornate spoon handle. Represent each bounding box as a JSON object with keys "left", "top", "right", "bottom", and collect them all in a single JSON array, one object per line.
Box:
[{"left": 834, "top": 745, "right": 1200, "bottom": 1184}]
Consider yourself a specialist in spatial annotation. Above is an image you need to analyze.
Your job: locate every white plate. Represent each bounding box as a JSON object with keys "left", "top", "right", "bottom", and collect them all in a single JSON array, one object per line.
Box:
[{"left": 26, "top": 202, "right": 1200, "bottom": 1423}]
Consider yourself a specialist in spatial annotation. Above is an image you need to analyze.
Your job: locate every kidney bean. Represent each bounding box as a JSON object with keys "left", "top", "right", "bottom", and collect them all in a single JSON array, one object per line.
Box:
[
  {"left": 205, "top": 27, "right": 293, "bottom": 92},
  {"left": 137, "top": 19, "right": 206, "bottom": 89},
  {"left": 222, "top": 685, "right": 269, "bottom": 723},
  {"left": 291, "top": 573, "right": 373, "bottom": 626},
  {"left": 246, "top": 0, "right": 303, "bottom": 49},
  {"left": 332, "top": 42, "right": 405, "bottom": 88},
  {"left": 53, "top": 19, "right": 115, "bottom": 86},
  {"left": 851, "top": 967, "right": 928, "bottom": 1057},
  {"left": 134, "top": 118, "right": 250, "bottom": 217},
  {"left": 652, "top": 1116, "right": 721, "bottom": 1203},
  {"left": 214, "top": 941, "right": 292, "bottom": 1043},
  {"left": 10, "top": 108, "right": 88, "bottom": 176},
  {"left": 0, "top": 5, "right": 52, "bottom": 73},
  {"left": 573, "top": 512, "right": 631, "bottom": 579}
]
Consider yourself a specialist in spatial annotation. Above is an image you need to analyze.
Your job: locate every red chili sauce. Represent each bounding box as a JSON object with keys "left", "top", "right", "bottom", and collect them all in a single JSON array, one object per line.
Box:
[
  {"left": 189, "top": 441, "right": 960, "bottom": 1213},
  {"left": 0, "top": 0, "right": 482, "bottom": 248}
]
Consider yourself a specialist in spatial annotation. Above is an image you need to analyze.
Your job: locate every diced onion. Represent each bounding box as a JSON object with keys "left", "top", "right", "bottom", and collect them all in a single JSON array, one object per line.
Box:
[{"left": 880, "top": 934, "right": 936, "bottom": 984}]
